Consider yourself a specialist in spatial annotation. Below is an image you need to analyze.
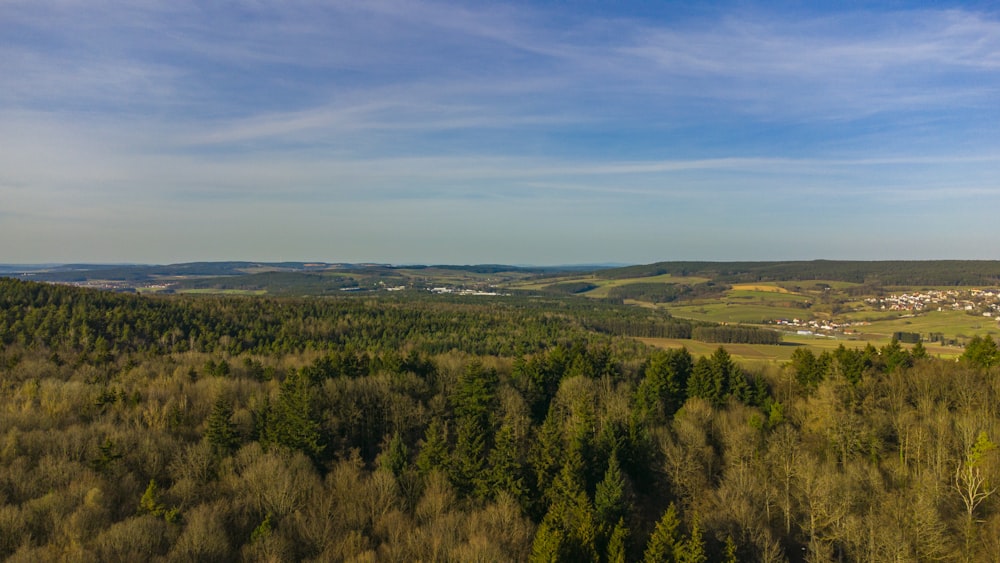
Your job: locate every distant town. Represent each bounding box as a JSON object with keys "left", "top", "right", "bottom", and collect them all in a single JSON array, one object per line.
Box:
[
  {"left": 773, "top": 288, "right": 1000, "bottom": 336},
  {"left": 866, "top": 289, "right": 1000, "bottom": 315}
]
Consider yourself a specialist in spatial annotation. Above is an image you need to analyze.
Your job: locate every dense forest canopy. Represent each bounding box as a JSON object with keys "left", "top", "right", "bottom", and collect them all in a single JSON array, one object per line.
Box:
[{"left": 1, "top": 278, "right": 999, "bottom": 561}]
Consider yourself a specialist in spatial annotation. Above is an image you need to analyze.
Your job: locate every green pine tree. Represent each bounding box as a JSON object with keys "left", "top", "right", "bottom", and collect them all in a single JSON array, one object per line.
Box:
[
  {"left": 416, "top": 417, "right": 449, "bottom": 475},
  {"left": 636, "top": 348, "right": 692, "bottom": 422},
  {"left": 644, "top": 503, "right": 681, "bottom": 563},
  {"left": 487, "top": 422, "right": 528, "bottom": 505},
  {"left": 709, "top": 347, "right": 735, "bottom": 404},
  {"left": 530, "top": 520, "right": 564, "bottom": 563},
  {"left": 450, "top": 416, "right": 487, "bottom": 498},
  {"left": 531, "top": 409, "right": 565, "bottom": 508},
  {"left": 723, "top": 535, "right": 738, "bottom": 563},
  {"left": 205, "top": 396, "right": 240, "bottom": 455},
  {"left": 595, "top": 449, "right": 627, "bottom": 529},
  {"left": 541, "top": 447, "right": 599, "bottom": 562},
  {"left": 140, "top": 479, "right": 165, "bottom": 516},
  {"left": 686, "top": 357, "right": 715, "bottom": 404},
  {"left": 267, "top": 369, "right": 323, "bottom": 460},
  {"left": 452, "top": 360, "right": 500, "bottom": 431},
  {"left": 679, "top": 516, "right": 707, "bottom": 563},
  {"left": 378, "top": 431, "right": 409, "bottom": 478},
  {"left": 606, "top": 518, "right": 629, "bottom": 563},
  {"left": 791, "top": 347, "right": 821, "bottom": 388},
  {"left": 962, "top": 335, "right": 1000, "bottom": 368}
]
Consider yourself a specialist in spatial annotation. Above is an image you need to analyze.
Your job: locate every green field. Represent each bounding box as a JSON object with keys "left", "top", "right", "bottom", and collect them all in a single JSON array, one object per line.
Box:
[
  {"left": 774, "top": 279, "right": 863, "bottom": 291},
  {"left": 507, "top": 275, "right": 594, "bottom": 291},
  {"left": 638, "top": 333, "right": 963, "bottom": 366},
  {"left": 663, "top": 301, "right": 810, "bottom": 324},
  {"left": 645, "top": 280, "right": 1000, "bottom": 349},
  {"left": 507, "top": 273, "right": 711, "bottom": 297},
  {"left": 849, "top": 309, "right": 1000, "bottom": 341},
  {"left": 581, "top": 274, "right": 711, "bottom": 298},
  {"left": 727, "top": 289, "right": 811, "bottom": 301}
]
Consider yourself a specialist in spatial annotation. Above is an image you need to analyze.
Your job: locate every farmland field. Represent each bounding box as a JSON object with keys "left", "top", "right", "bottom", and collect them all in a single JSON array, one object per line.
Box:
[
  {"left": 730, "top": 283, "right": 792, "bottom": 293},
  {"left": 847, "top": 309, "right": 1000, "bottom": 341},
  {"left": 663, "top": 302, "right": 809, "bottom": 324},
  {"left": 581, "top": 274, "right": 711, "bottom": 298},
  {"left": 508, "top": 273, "right": 711, "bottom": 297},
  {"left": 638, "top": 333, "right": 963, "bottom": 366}
]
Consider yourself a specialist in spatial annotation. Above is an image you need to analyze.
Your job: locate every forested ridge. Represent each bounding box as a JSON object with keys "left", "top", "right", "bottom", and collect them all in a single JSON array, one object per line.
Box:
[
  {"left": 2, "top": 278, "right": 1000, "bottom": 562},
  {"left": 598, "top": 260, "right": 1000, "bottom": 286}
]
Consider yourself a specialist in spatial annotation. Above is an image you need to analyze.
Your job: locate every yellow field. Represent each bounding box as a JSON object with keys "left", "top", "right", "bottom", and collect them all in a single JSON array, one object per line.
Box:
[{"left": 730, "top": 283, "right": 791, "bottom": 293}]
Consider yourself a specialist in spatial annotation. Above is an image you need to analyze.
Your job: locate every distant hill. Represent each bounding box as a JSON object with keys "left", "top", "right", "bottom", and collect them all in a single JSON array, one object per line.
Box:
[
  {"left": 0, "top": 262, "right": 358, "bottom": 282},
  {"left": 0, "top": 261, "right": 595, "bottom": 295},
  {"left": 596, "top": 260, "right": 1000, "bottom": 286},
  {"left": 7, "top": 260, "right": 1000, "bottom": 291}
]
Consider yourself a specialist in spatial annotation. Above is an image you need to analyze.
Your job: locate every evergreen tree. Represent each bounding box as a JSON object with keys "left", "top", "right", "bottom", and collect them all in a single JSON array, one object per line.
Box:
[
  {"left": 686, "top": 357, "right": 715, "bottom": 404},
  {"left": 540, "top": 447, "right": 599, "bottom": 562},
  {"left": 416, "top": 417, "right": 449, "bottom": 475},
  {"left": 709, "top": 346, "right": 735, "bottom": 404},
  {"left": 636, "top": 349, "right": 690, "bottom": 422},
  {"left": 791, "top": 347, "right": 822, "bottom": 388},
  {"left": 531, "top": 408, "right": 565, "bottom": 509},
  {"left": 665, "top": 347, "right": 694, "bottom": 386},
  {"left": 530, "top": 520, "right": 564, "bottom": 563},
  {"left": 378, "top": 431, "right": 409, "bottom": 478},
  {"left": 644, "top": 503, "right": 681, "bottom": 563},
  {"left": 833, "top": 344, "right": 868, "bottom": 385},
  {"left": 594, "top": 449, "right": 627, "bottom": 530},
  {"left": 140, "top": 479, "right": 166, "bottom": 516},
  {"left": 723, "top": 535, "right": 738, "bottom": 563},
  {"left": 487, "top": 422, "right": 528, "bottom": 505},
  {"left": 452, "top": 360, "right": 500, "bottom": 431},
  {"left": 962, "top": 335, "right": 1000, "bottom": 368},
  {"left": 606, "top": 518, "right": 629, "bottom": 563},
  {"left": 204, "top": 396, "right": 240, "bottom": 455},
  {"left": 679, "top": 516, "right": 706, "bottom": 563},
  {"left": 450, "top": 416, "right": 488, "bottom": 498},
  {"left": 881, "top": 338, "right": 912, "bottom": 373},
  {"left": 266, "top": 369, "right": 324, "bottom": 461},
  {"left": 728, "top": 367, "right": 751, "bottom": 404}
]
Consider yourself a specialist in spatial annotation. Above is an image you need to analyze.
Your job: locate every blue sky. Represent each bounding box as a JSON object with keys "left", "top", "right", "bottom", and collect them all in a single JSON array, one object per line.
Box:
[{"left": 2, "top": 0, "right": 1000, "bottom": 264}]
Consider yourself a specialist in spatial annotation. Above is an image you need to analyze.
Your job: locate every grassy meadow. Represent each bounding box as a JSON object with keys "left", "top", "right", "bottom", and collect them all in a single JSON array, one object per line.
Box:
[
  {"left": 509, "top": 273, "right": 711, "bottom": 296},
  {"left": 638, "top": 333, "right": 964, "bottom": 366}
]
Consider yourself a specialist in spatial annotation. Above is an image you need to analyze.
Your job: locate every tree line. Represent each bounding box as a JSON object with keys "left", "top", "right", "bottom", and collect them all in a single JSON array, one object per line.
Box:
[
  {"left": 606, "top": 282, "right": 729, "bottom": 304},
  {"left": 691, "top": 325, "right": 782, "bottom": 345}
]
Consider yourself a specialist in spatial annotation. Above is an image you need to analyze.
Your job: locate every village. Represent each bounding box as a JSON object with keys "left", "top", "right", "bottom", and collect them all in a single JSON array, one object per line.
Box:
[
  {"left": 865, "top": 288, "right": 1000, "bottom": 316},
  {"left": 770, "top": 288, "right": 1000, "bottom": 337}
]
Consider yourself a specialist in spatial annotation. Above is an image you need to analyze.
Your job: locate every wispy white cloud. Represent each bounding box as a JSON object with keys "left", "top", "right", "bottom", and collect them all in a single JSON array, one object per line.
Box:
[
  {"left": 5, "top": 1, "right": 1000, "bottom": 262},
  {"left": 610, "top": 9, "right": 1000, "bottom": 119},
  {"left": 182, "top": 94, "right": 575, "bottom": 146},
  {"left": 7, "top": 1, "right": 1000, "bottom": 136}
]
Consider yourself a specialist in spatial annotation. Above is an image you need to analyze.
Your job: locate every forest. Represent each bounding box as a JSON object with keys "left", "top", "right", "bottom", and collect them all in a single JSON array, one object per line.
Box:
[
  {"left": 595, "top": 260, "right": 1000, "bottom": 287},
  {"left": 2, "top": 277, "right": 1000, "bottom": 562}
]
